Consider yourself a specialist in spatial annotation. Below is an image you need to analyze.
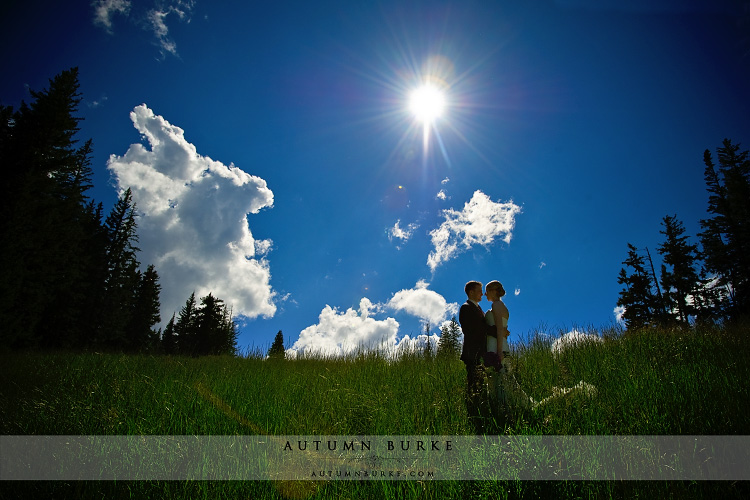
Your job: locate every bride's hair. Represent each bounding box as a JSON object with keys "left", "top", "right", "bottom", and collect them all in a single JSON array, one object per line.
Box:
[{"left": 486, "top": 280, "right": 504, "bottom": 295}]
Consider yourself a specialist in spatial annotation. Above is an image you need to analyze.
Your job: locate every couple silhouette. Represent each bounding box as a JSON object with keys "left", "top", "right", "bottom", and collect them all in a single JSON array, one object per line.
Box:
[{"left": 458, "top": 280, "right": 597, "bottom": 431}]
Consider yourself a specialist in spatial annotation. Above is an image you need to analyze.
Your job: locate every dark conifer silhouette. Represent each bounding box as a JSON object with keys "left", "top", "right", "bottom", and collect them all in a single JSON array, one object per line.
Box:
[
  {"left": 657, "top": 215, "right": 702, "bottom": 325},
  {"left": 268, "top": 330, "right": 285, "bottom": 359},
  {"left": 617, "top": 244, "right": 659, "bottom": 330},
  {"left": 0, "top": 68, "right": 100, "bottom": 348},
  {"left": 423, "top": 322, "right": 434, "bottom": 360},
  {"left": 437, "top": 317, "right": 462, "bottom": 360},
  {"left": 161, "top": 314, "right": 177, "bottom": 355},
  {"left": 173, "top": 292, "right": 237, "bottom": 356},
  {"left": 699, "top": 139, "right": 750, "bottom": 321}
]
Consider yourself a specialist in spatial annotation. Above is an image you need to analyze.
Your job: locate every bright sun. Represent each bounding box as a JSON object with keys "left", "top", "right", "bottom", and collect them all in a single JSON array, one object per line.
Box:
[{"left": 409, "top": 84, "right": 445, "bottom": 124}]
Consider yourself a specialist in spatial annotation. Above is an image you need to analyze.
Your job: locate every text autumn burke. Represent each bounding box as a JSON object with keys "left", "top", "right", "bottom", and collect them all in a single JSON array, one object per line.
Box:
[{"left": 283, "top": 439, "right": 453, "bottom": 452}]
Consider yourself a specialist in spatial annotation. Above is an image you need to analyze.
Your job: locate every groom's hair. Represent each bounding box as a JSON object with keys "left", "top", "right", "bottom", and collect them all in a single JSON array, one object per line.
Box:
[{"left": 464, "top": 281, "right": 482, "bottom": 296}]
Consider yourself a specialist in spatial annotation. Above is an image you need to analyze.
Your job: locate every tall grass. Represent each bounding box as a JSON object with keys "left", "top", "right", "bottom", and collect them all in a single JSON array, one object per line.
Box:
[{"left": 2, "top": 324, "right": 749, "bottom": 498}]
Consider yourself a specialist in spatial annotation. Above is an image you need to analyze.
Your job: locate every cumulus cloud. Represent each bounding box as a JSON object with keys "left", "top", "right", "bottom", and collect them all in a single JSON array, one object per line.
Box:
[
  {"left": 288, "top": 283, "right": 458, "bottom": 357},
  {"left": 288, "top": 299, "right": 399, "bottom": 356},
  {"left": 386, "top": 280, "right": 458, "bottom": 326},
  {"left": 427, "top": 190, "right": 521, "bottom": 272},
  {"left": 107, "top": 104, "right": 276, "bottom": 325},
  {"left": 92, "top": 0, "right": 131, "bottom": 32},
  {"left": 436, "top": 189, "right": 448, "bottom": 201},
  {"left": 551, "top": 330, "right": 603, "bottom": 357}
]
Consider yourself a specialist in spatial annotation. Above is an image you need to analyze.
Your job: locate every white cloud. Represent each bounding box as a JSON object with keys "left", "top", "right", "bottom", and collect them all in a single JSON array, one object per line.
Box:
[
  {"left": 613, "top": 305, "right": 626, "bottom": 324},
  {"left": 551, "top": 330, "right": 603, "bottom": 357},
  {"left": 386, "top": 280, "right": 458, "bottom": 326},
  {"left": 387, "top": 220, "right": 419, "bottom": 244},
  {"left": 436, "top": 189, "right": 448, "bottom": 201},
  {"left": 92, "top": 0, "right": 131, "bottom": 33},
  {"left": 288, "top": 298, "right": 399, "bottom": 356},
  {"left": 441, "top": 177, "right": 450, "bottom": 185},
  {"left": 147, "top": 1, "right": 194, "bottom": 57},
  {"left": 427, "top": 190, "right": 521, "bottom": 272},
  {"left": 107, "top": 104, "right": 276, "bottom": 325},
  {"left": 514, "top": 288, "right": 521, "bottom": 296},
  {"left": 539, "top": 262, "right": 547, "bottom": 269}
]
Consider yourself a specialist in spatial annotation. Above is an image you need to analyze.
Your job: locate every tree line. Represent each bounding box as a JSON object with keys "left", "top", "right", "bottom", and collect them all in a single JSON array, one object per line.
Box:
[
  {"left": 0, "top": 68, "right": 237, "bottom": 355},
  {"left": 617, "top": 139, "right": 749, "bottom": 330}
]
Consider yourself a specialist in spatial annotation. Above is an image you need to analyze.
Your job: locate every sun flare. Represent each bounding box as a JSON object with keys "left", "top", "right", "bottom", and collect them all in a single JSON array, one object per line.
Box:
[{"left": 409, "top": 84, "right": 445, "bottom": 124}]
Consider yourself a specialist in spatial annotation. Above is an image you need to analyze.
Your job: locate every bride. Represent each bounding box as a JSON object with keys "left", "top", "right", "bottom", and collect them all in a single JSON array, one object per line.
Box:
[{"left": 484, "top": 280, "right": 510, "bottom": 370}]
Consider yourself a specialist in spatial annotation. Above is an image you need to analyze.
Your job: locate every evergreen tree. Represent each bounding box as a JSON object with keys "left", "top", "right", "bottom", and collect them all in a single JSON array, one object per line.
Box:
[
  {"left": 218, "top": 306, "right": 239, "bottom": 356},
  {"left": 699, "top": 139, "right": 750, "bottom": 321},
  {"left": 0, "top": 68, "right": 98, "bottom": 348},
  {"left": 437, "top": 317, "right": 462, "bottom": 360},
  {"left": 617, "top": 243, "right": 659, "bottom": 330},
  {"left": 126, "top": 264, "right": 161, "bottom": 352},
  {"left": 268, "top": 330, "right": 285, "bottom": 359},
  {"left": 657, "top": 215, "right": 702, "bottom": 325},
  {"left": 194, "top": 293, "right": 225, "bottom": 355},
  {"left": 423, "top": 322, "right": 434, "bottom": 360},
  {"left": 175, "top": 292, "right": 198, "bottom": 355},
  {"left": 161, "top": 314, "right": 177, "bottom": 355},
  {"left": 98, "top": 188, "right": 141, "bottom": 349}
]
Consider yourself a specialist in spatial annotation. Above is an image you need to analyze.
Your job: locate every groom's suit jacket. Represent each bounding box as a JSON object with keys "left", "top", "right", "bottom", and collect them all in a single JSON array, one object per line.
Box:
[{"left": 459, "top": 300, "right": 493, "bottom": 365}]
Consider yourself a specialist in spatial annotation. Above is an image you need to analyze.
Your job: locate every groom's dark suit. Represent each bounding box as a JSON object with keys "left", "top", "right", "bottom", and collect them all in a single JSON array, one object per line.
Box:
[{"left": 459, "top": 300, "right": 492, "bottom": 365}]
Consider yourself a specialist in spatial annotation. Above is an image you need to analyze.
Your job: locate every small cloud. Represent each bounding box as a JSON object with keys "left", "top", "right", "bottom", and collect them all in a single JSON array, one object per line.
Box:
[
  {"left": 436, "top": 189, "right": 448, "bottom": 201},
  {"left": 92, "top": 0, "right": 131, "bottom": 33},
  {"left": 441, "top": 177, "right": 450, "bottom": 185},
  {"left": 551, "top": 330, "right": 603, "bottom": 357},
  {"left": 514, "top": 288, "right": 521, "bottom": 296},
  {"left": 539, "top": 262, "right": 547, "bottom": 269},
  {"left": 86, "top": 94, "right": 109, "bottom": 109},
  {"left": 427, "top": 190, "right": 522, "bottom": 272},
  {"left": 386, "top": 280, "right": 458, "bottom": 326},
  {"left": 614, "top": 305, "right": 626, "bottom": 324},
  {"left": 388, "top": 219, "right": 419, "bottom": 245}
]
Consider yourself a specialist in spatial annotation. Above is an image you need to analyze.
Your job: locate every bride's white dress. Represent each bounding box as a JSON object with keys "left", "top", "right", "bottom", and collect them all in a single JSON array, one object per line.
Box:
[
  {"left": 482, "top": 301, "right": 597, "bottom": 413},
  {"left": 485, "top": 305, "right": 509, "bottom": 354}
]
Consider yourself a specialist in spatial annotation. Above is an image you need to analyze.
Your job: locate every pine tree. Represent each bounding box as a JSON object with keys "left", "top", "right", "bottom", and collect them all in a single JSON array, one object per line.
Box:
[
  {"left": 98, "top": 188, "right": 141, "bottom": 349},
  {"left": 423, "top": 322, "right": 434, "bottom": 360},
  {"left": 161, "top": 314, "right": 177, "bottom": 355},
  {"left": 699, "top": 139, "right": 750, "bottom": 321},
  {"left": 657, "top": 215, "right": 702, "bottom": 325},
  {"left": 437, "top": 317, "right": 462, "bottom": 360},
  {"left": 617, "top": 243, "right": 659, "bottom": 330},
  {"left": 175, "top": 292, "right": 198, "bottom": 355},
  {"left": 0, "top": 68, "right": 98, "bottom": 348},
  {"left": 126, "top": 264, "right": 161, "bottom": 352},
  {"left": 268, "top": 330, "right": 285, "bottom": 359},
  {"left": 194, "top": 293, "right": 225, "bottom": 355}
]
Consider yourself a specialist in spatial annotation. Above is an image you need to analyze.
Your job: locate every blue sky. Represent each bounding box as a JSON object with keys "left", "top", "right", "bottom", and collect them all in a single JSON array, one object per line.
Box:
[{"left": 2, "top": 0, "right": 749, "bottom": 354}]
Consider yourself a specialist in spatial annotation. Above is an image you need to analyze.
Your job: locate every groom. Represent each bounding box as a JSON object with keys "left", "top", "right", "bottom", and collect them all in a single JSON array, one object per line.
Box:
[{"left": 459, "top": 281, "right": 496, "bottom": 416}]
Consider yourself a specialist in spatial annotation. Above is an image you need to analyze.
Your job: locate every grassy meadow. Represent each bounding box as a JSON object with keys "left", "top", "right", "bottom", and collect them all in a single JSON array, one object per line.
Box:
[{"left": 1, "top": 324, "right": 749, "bottom": 498}]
